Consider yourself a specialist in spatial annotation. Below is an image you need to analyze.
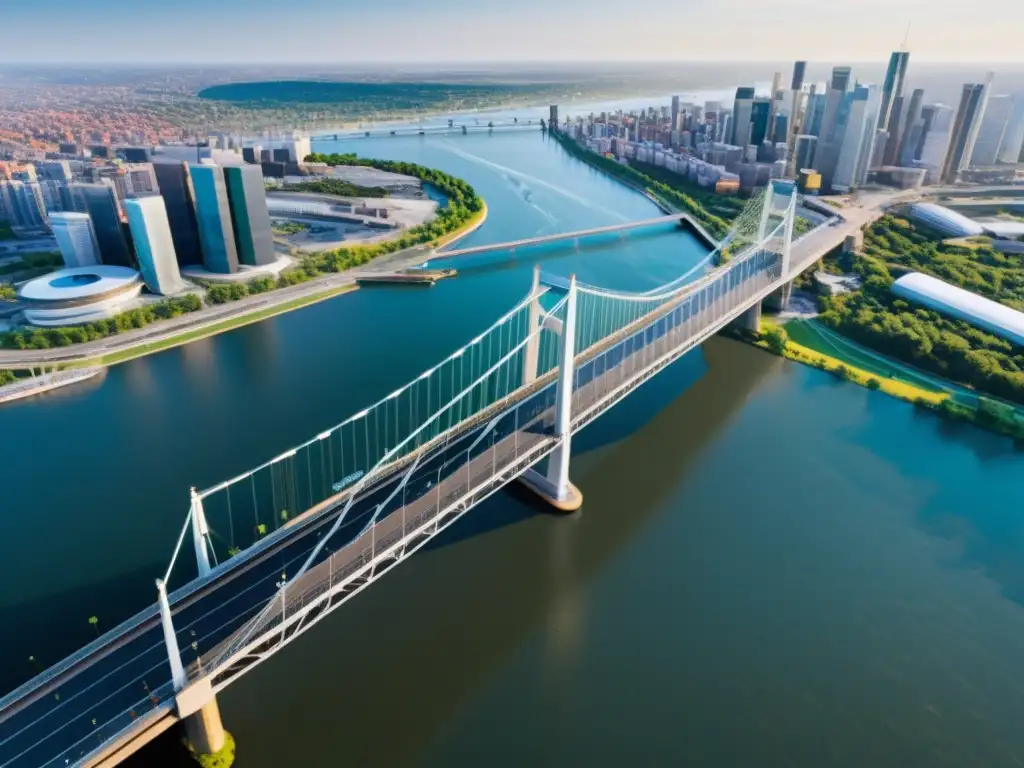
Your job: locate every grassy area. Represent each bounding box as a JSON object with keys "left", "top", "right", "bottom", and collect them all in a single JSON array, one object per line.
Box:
[
  {"left": 759, "top": 319, "right": 947, "bottom": 406},
  {"left": 78, "top": 284, "right": 357, "bottom": 368},
  {"left": 781, "top": 318, "right": 947, "bottom": 394}
]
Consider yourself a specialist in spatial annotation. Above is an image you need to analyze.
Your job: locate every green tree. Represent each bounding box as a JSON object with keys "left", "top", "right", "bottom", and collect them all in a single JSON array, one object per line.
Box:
[{"left": 763, "top": 325, "right": 788, "bottom": 355}]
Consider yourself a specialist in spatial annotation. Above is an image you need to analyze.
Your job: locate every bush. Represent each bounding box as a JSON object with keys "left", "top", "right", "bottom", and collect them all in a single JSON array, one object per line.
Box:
[
  {"left": 763, "top": 326, "right": 788, "bottom": 355},
  {"left": 866, "top": 378, "right": 881, "bottom": 390}
]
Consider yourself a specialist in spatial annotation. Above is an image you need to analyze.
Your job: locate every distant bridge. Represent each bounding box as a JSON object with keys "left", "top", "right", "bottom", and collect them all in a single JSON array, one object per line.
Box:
[
  {"left": 316, "top": 120, "right": 544, "bottom": 141},
  {"left": 434, "top": 213, "right": 716, "bottom": 260}
]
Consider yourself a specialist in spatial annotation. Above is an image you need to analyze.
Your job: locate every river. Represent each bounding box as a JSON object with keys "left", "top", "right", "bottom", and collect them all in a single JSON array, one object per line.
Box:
[{"left": 2, "top": 126, "right": 1024, "bottom": 767}]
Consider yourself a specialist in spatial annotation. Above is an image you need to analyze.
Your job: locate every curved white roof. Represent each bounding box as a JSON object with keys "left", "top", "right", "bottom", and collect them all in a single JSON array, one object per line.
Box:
[
  {"left": 983, "top": 221, "right": 1024, "bottom": 238},
  {"left": 908, "top": 203, "right": 984, "bottom": 237},
  {"left": 892, "top": 271, "right": 1024, "bottom": 347},
  {"left": 19, "top": 265, "right": 141, "bottom": 302}
]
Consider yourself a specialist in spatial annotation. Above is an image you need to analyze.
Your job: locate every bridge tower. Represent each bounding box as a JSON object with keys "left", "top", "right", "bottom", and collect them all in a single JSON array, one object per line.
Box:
[
  {"left": 523, "top": 265, "right": 542, "bottom": 385},
  {"left": 519, "top": 272, "right": 583, "bottom": 512},
  {"left": 157, "top": 577, "right": 232, "bottom": 763}
]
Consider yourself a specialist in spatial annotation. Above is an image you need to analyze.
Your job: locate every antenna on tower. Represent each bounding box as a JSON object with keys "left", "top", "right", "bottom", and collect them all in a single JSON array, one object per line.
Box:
[{"left": 901, "top": 20, "right": 911, "bottom": 51}]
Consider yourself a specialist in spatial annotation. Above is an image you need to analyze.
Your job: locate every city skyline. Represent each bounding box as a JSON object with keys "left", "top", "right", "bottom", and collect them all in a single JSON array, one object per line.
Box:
[{"left": 1, "top": 0, "right": 1021, "bottom": 64}]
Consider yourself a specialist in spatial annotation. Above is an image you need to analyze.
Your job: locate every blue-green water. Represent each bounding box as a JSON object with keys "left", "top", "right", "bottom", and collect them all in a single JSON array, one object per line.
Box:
[{"left": 2, "top": 129, "right": 1024, "bottom": 767}]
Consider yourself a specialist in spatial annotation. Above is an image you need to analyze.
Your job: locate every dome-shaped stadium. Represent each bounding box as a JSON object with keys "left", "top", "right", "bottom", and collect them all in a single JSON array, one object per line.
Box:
[
  {"left": 18, "top": 265, "right": 144, "bottom": 326},
  {"left": 907, "top": 203, "right": 985, "bottom": 238}
]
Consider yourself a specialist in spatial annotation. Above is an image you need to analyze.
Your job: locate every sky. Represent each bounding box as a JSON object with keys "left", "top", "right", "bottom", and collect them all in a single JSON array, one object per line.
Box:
[{"left": 1, "top": 0, "right": 1021, "bottom": 64}]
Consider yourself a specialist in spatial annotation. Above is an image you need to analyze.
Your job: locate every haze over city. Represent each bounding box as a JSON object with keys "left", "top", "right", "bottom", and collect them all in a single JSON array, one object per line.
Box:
[{"left": 1, "top": 0, "right": 1022, "bottom": 63}]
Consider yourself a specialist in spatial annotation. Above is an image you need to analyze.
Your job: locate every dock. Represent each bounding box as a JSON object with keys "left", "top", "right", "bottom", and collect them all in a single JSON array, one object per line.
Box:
[
  {"left": 356, "top": 268, "right": 456, "bottom": 286},
  {"left": 0, "top": 367, "right": 104, "bottom": 405}
]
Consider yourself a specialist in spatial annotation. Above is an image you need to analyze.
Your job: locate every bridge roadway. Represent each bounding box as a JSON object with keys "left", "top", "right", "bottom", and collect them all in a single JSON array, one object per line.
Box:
[
  {"left": 436, "top": 213, "right": 701, "bottom": 259},
  {"left": 0, "top": 197, "right": 872, "bottom": 768}
]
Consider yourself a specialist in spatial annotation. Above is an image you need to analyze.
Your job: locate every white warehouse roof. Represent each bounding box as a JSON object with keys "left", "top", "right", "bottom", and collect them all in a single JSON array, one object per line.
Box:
[
  {"left": 908, "top": 203, "right": 984, "bottom": 238},
  {"left": 892, "top": 272, "right": 1024, "bottom": 347}
]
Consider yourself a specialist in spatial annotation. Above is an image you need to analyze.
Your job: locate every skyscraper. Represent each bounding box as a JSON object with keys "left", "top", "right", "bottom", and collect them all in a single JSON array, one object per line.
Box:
[
  {"left": 71, "top": 183, "right": 133, "bottom": 267},
  {"left": 152, "top": 162, "right": 203, "bottom": 267},
  {"left": 731, "top": 87, "right": 755, "bottom": 147},
  {"left": 971, "top": 94, "right": 1014, "bottom": 167},
  {"left": 671, "top": 95, "right": 680, "bottom": 132},
  {"left": 750, "top": 98, "right": 771, "bottom": 146},
  {"left": 124, "top": 196, "right": 184, "bottom": 296},
  {"left": 223, "top": 165, "right": 275, "bottom": 267},
  {"left": 833, "top": 85, "right": 881, "bottom": 191},
  {"left": 896, "top": 88, "right": 925, "bottom": 166},
  {"left": 998, "top": 97, "right": 1024, "bottom": 164},
  {"left": 49, "top": 212, "right": 100, "bottom": 269},
  {"left": 878, "top": 51, "right": 911, "bottom": 131},
  {"left": 881, "top": 96, "right": 905, "bottom": 166},
  {"left": 791, "top": 61, "right": 807, "bottom": 91},
  {"left": 188, "top": 164, "right": 239, "bottom": 274},
  {"left": 941, "top": 77, "right": 993, "bottom": 182},
  {"left": 813, "top": 67, "right": 855, "bottom": 190}
]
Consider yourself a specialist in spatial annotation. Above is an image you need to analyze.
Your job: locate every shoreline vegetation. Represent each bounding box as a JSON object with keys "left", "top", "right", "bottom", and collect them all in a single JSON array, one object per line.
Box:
[
  {"left": 751, "top": 320, "right": 1024, "bottom": 442},
  {"left": 0, "top": 157, "right": 484, "bottom": 369}
]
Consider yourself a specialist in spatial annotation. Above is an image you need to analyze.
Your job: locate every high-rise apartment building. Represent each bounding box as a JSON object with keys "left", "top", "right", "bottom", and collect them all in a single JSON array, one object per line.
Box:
[
  {"left": 188, "top": 164, "right": 240, "bottom": 274},
  {"left": 971, "top": 94, "right": 1014, "bottom": 167},
  {"left": 124, "top": 196, "right": 184, "bottom": 296},
  {"left": 152, "top": 162, "right": 203, "bottom": 267},
  {"left": 71, "top": 183, "right": 134, "bottom": 267},
  {"left": 223, "top": 165, "right": 275, "bottom": 267},
  {"left": 49, "top": 212, "right": 100, "bottom": 268},
  {"left": 731, "top": 87, "right": 755, "bottom": 148},
  {"left": 878, "top": 51, "right": 911, "bottom": 131},
  {"left": 942, "top": 77, "right": 993, "bottom": 182}
]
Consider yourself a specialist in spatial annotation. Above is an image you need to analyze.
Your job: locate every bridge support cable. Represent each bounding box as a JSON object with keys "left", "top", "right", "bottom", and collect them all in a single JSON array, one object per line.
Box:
[{"left": 204, "top": 293, "right": 570, "bottom": 669}]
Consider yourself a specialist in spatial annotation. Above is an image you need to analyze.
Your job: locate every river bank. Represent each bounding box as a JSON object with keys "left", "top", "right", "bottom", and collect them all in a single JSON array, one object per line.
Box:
[{"left": 0, "top": 164, "right": 487, "bottom": 372}]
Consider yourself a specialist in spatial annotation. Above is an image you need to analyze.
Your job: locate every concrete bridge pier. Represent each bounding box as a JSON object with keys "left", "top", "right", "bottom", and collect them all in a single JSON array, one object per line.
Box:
[
  {"left": 520, "top": 273, "right": 582, "bottom": 513},
  {"left": 735, "top": 301, "right": 763, "bottom": 334},
  {"left": 764, "top": 280, "right": 793, "bottom": 312}
]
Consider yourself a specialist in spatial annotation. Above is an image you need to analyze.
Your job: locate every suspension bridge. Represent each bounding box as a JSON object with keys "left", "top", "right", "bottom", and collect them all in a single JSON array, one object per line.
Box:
[{"left": 0, "top": 181, "right": 868, "bottom": 768}]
